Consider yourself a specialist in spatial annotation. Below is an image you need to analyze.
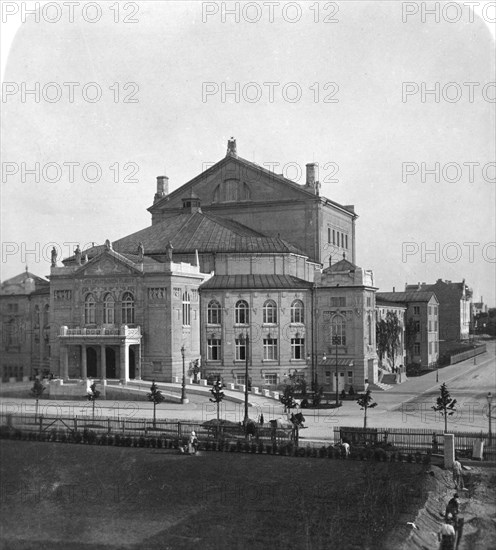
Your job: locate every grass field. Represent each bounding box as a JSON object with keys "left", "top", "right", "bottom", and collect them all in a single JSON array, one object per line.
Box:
[{"left": 0, "top": 440, "right": 429, "bottom": 550}]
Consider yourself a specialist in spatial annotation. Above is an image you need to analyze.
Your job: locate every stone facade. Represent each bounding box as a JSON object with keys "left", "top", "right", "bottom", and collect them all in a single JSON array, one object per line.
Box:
[
  {"left": 314, "top": 259, "right": 378, "bottom": 393},
  {"left": 49, "top": 244, "right": 207, "bottom": 383},
  {"left": 0, "top": 270, "right": 50, "bottom": 380}
]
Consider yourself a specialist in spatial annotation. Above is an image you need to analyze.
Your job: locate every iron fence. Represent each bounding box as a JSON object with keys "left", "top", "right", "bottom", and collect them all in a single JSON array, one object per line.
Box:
[{"left": 334, "top": 426, "right": 495, "bottom": 458}]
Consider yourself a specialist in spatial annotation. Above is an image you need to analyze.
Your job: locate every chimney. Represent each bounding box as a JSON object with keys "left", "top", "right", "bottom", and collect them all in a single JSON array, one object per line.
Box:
[
  {"left": 305, "top": 163, "right": 320, "bottom": 195},
  {"left": 154, "top": 175, "right": 169, "bottom": 203}
]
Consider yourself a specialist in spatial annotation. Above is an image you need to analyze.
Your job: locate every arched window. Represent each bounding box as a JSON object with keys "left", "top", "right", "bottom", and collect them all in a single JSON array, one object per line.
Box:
[
  {"left": 84, "top": 294, "right": 96, "bottom": 325},
  {"left": 207, "top": 300, "right": 221, "bottom": 325},
  {"left": 235, "top": 300, "right": 249, "bottom": 325},
  {"left": 103, "top": 293, "right": 115, "bottom": 324},
  {"left": 290, "top": 300, "right": 304, "bottom": 324},
  {"left": 263, "top": 300, "right": 277, "bottom": 324},
  {"left": 182, "top": 291, "right": 191, "bottom": 326},
  {"left": 331, "top": 315, "right": 346, "bottom": 346},
  {"left": 121, "top": 292, "right": 135, "bottom": 325},
  {"left": 367, "top": 314, "right": 372, "bottom": 345}
]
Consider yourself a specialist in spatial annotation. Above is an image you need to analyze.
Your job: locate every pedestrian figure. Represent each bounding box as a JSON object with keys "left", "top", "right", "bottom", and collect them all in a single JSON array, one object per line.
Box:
[
  {"left": 438, "top": 514, "right": 456, "bottom": 550},
  {"left": 445, "top": 493, "right": 460, "bottom": 520},
  {"left": 187, "top": 430, "right": 198, "bottom": 455},
  {"left": 259, "top": 413, "right": 264, "bottom": 426},
  {"left": 341, "top": 440, "right": 350, "bottom": 458},
  {"left": 452, "top": 458, "right": 464, "bottom": 489}
]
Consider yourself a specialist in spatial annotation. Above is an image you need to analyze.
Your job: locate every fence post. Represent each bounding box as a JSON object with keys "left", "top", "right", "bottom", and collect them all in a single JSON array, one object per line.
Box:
[
  {"left": 74, "top": 416, "right": 77, "bottom": 432},
  {"left": 178, "top": 421, "right": 181, "bottom": 440},
  {"left": 107, "top": 417, "right": 111, "bottom": 435},
  {"left": 39, "top": 415, "right": 43, "bottom": 433},
  {"left": 144, "top": 420, "right": 147, "bottom": 436}
]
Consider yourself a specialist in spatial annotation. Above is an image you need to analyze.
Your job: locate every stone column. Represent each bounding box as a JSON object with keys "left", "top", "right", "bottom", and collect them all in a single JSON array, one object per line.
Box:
[
  {"left": 60, "top": 346, "right": 69, "bottom": 380},
  {"left": 136, "top": 344, "right": 142, "bottom": 380},
  {"left": 81, "top": 345, "right": 87, "bottom": 379},
  {"left": 444, "top": 433, "right": 455, "bottom": 470},
  {"left": 120, "top": 343, "right": 129, "bottom": 384},
  {"left": 101, "top": 345, "right": 106, "bottom": 380}
]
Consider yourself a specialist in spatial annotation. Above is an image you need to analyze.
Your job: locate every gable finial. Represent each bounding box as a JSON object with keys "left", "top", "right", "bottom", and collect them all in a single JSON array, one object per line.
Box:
[
  {"left": 105, "top": 239, "right": 112, "bottom": 251},
  {"left": 75, "top": 245, "right": 82, "bottom": 265},
  {"left": 226, "top": 137, "right": 237, "bottom": 157}
]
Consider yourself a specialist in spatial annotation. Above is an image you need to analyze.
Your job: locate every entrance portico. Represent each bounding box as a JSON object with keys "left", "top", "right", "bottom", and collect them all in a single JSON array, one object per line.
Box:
[{"left": 59, "top": 325, "right": 142, "bottom": 383}]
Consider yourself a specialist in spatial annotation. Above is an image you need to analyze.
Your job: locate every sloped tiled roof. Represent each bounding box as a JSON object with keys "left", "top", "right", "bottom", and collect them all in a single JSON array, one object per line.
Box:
[
  {"left": 1, "top": 271, "right": 49, "bottom": 295},
  {"left": 200, "top": 274, "right": 313, "bottom": 290},
  {"left": 150, "top": 153, "right": 357, "bottom": 218},
  {"left": 376, "top": 291, "right": 437, "bottom": 303},
  {"left": 323, "top": 258, "right": 357, "bottom": 273},
  {"left": 112, "top": 211, "right": 306, "bottom": 256}
]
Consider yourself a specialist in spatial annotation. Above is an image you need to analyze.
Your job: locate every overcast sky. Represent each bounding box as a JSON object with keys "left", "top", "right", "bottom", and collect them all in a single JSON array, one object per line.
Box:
[{"left": 1, "top": 1, "right": 495, "bottom": 304}]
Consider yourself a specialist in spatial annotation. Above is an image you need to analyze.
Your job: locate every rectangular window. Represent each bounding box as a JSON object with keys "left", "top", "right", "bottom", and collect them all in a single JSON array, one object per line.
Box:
[
  {"left": 291, "top": 338, "right": 305, "bottom": 360},
  {"left": 435, "top": 321, "right": 438, "bottom": 331},
  {"left": 235, "top": 339, "right": 246, "bottom": 361},
  {"left": 413, "top": 306, "right": 420, "bottom": 315},
  {"left": 414, "top": 321, "right": 420, "bottom": 333},
  {"left": 325, "top": 371, "right": 331, "bottom": 383},
  {"left": 428, "top": 306, "right": 431, "bottom": 315},
  {"left": 332, "top": 230, "right": 335, "bottom": 245},
  {"left": 366, "top": 296, "right": 372, "bottom": 307},
  {"left": 263, "top": 338, "right": 278, "bottom": 360},
  {"left": 235, "top": 374, "right": 246, "bottom": 385},
  {"left": 328, "top": 228, "right": 331, "bottom": 243},
  {"left": 347, "top": 371, "right": 353, "bottom": 384},
  {"left": 8, "top": 304, "right": 19, "bottom": 313},
  {"left": 337, "top": 231, "right": 340, "bottom": 247},
  {"left": 345, "top": 234, "right": 348, "bottom": 249},
  {"left": 330, "top": 297, "right": 346, "bottom": 307},
  {"left": 429, "top": 321, "right": 432, "bottom": 332},
  {"left": 429, "top": 342, "right": 432, "bottom": 354},
  {"left": 207, "top": 338, "right": 221, "bottom": 361},
  {"left": 265, "top": 373, "right": 277, "bottom": 386},
  {"left": 414, "top": 343, "right": 420, "bottom": 355}
]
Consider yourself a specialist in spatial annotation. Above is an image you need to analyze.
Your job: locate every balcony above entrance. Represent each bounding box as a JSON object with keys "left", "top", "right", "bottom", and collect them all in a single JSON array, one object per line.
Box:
[{"left": 59, "top": 325, "right": 141, "bottom": 344}]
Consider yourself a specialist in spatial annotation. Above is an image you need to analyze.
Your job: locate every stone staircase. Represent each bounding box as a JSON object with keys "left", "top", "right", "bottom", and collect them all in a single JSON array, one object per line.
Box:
[
  {"left": 381, "top": 374, "right": 397, "bottom": 385},
  {"left": 368, "top": 381, "right": 393, "bottom": 391}
]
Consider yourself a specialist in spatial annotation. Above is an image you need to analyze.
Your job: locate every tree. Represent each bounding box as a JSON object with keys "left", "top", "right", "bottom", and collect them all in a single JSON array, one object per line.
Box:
[
  {"left": 209, "top": 378, "right": 225, "bottom": 422},
  {"left": 356, "top": 389, "right": 377, "bottom": 429},
  {"left": 311, "top": 380, "right": 324, "bottom": 407},
  {"left": 280, "top": 385, "right": 298, "bottom": 413},
  {"left": 86, "top": 382, "right": 101, "bottom": 421},
  {"left": 376, "top": 318, "right": 388, "bottom": 367},
  {"left": 147, "top": 380, "right": 165, "bottom": 427},
  {"left": 386, "top": 311, "right": 402, "bottom": 371},
  {"left": 405, "top": 317, "right": 417, "bottom": 364},
  {"left": 30, "top": 378, "right": 46, "bottom": 420},
  {"left": 432, "top": 383, "right": 457, "bottom": 433}
]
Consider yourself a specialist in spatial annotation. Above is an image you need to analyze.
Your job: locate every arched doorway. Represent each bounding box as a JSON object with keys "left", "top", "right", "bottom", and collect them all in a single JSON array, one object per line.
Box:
[
  {"left": 129, "top": 348, "right": 136, "bottom": 379},
  {"left": 87, "top": 347, "right": 97, "bottom": 378},
  {"left": 106, "top": 348, "right": 116, "bottom": 378}
]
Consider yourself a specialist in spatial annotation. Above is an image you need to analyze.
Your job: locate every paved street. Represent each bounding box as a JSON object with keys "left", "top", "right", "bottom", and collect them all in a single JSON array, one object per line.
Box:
[{"left": 1, "top": 342, "right": 494, "bottom": 443}]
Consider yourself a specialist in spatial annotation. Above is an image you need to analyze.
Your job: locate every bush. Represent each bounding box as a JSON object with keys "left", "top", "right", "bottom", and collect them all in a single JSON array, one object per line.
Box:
[
  {"left": 100, "top": 434, "right": 108, "bottom": 446},
  {"left": 150, "top": 437, "right": 156, "bottom": 448},
  {"left": 250, "top": 443, "right": 257, "bottom": 454},
  {"left": 139, "top": 436, "right": 146, "bottom": 448},
  {"left": 258, "top": 442, "right": 264, "bottom": 454},
  {"left": 107, "top": 435, "right": 114, "bottom": 446},
  {"left": 422, "top": 454, "right": 431, "bottom": 465},
  {"left": 74, "top": 431, "right": 82, "bottom": 444},
  {"left": 319, "top": 446, "right": 327, "bottom": 458},
  {"left": 125, "top": 437, "right": 132, "bottom": 447},
  {"left": 305, "top": 446, "right": 312, "bottom": 458},
  {"left": 60, "top": 433, "right": 67, "bottom": 444},
  {"left": 373, "top": 448, "right": 387, "bottom": 462}
]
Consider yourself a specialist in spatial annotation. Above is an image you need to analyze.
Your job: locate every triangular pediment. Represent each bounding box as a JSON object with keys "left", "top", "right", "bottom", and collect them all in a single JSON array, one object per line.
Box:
[
  {"left": 149, "top": 155, "right": 318, "bottom": 214},
  {"left": 75, "top": 249, "right": 141, "bottom": 277}
]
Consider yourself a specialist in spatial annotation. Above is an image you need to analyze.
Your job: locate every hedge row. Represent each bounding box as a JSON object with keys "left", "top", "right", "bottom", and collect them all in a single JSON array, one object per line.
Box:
[{"left": 0, "top": 425, "right": 431, "bottom": 464}]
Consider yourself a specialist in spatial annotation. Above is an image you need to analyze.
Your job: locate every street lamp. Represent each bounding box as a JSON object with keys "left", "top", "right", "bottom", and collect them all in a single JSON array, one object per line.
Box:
[
  {"left": 332, "top": 336, "right": 340, "bottom": 407},
  {"left": 488, "top": 392, "right": 493, "bottom": 446},
  {"left": 240, "top": 333, "right": 250, "bottom": 427},
  {"left": 181, "top": 345, "right": 189, "bottom": 404}
]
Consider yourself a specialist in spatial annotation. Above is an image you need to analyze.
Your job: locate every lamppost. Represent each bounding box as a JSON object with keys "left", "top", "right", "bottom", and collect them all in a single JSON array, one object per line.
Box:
[
  {"left": 306, "top": 351, "right": 327, "bottom": 391},
  {"left": 488, "top": 392, "right": 493, "bottom": 446},
  {"left": 181, "top": 345, "right": 188, "bottom": 404},
  {"left": 332, "top": 335, "right": 340, "bottom": 407},
  {"left": 241, "top": 333, "right": 249, "bottom": 427}
]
